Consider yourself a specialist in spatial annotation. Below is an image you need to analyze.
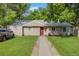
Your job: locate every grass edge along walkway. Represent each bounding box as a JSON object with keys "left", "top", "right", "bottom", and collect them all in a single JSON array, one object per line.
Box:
[{"left": 48, "top": 36, "right": 79, "bottom": 56}]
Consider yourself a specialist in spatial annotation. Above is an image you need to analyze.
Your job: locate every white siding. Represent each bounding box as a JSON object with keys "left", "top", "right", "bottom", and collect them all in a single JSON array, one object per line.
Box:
[{"left": 8, "top": 25, "right": 22, "bottom": 36}]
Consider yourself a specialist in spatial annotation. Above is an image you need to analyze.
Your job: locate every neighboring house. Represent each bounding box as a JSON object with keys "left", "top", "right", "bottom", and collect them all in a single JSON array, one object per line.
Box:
[{"left": 8, "top": 20, "right": 73, "bottom": 36}]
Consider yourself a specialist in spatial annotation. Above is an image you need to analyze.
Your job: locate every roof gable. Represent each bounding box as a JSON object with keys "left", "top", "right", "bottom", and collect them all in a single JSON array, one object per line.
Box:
[{"left": 23, "top": 20, "right": 45, "bottom": 26}]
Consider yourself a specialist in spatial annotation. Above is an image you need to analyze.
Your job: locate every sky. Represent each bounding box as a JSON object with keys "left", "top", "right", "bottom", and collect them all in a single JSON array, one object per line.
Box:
[
  {"left": 24, "top": 3, "right": 47, "bottom": 16},
  {"left": 29, "top": 3, "right": 47, "bottom": 11}
]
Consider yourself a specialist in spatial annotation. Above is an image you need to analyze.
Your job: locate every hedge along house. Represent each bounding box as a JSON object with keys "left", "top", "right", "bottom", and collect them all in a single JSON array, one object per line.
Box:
[{"left": 8, "top": 20, "right": 73, "bottom": 36}]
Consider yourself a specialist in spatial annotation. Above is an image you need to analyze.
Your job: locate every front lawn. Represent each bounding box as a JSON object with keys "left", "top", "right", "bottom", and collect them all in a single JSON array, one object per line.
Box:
[
  {"left": 48, "top": 36, "right": 79, "bottom": 56},
  {"left": 0, "top": 36, "right": 37, "bottom": 56}
]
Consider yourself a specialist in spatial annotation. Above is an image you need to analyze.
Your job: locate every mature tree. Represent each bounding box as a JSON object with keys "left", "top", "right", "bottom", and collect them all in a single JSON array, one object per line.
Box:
[
  {"left": 0, "top": 3, "right": 30, "bottom": 27},
  {"left": 7, "top": 3, "right": 30, "bottom": 19},
  {"left": 26, "top": 8, "right": 48, "bottom": 20},
  {"left": 66, "top": 3, "right": 79, "bottom": 37},
  {"left": 27, "top": 4, "right": 76, "bottom": 22},
  {"left": 47, "top": 3, "right": 76, "bottom": 22},
  {"left": 0, "top": 9, "right": 16, "bottom": 26},
  {"left": 26, "top": 10, "right": 42, "bottom": 20},
  {"left": 67, "top": 4, "right": 79, "bottom": 25}
]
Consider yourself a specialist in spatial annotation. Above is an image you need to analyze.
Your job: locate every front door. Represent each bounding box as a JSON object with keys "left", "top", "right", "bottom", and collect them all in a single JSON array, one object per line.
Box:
[{"left": 40, "top": 27, "right": 44, "bottom": 36}]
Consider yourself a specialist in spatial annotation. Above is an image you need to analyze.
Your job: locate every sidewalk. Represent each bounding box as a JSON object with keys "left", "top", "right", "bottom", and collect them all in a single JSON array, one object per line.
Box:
[{"left": 32, "top": 36, "right": 59, "bottom": 56}]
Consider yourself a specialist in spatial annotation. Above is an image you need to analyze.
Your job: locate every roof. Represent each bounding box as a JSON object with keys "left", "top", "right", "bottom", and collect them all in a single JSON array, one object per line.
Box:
[
  {"left": 46, "top": 21, "right": 72, "bottom": 27},
  {"left": 23, "top": 20, "right": 46, "bottom": 27},
  {"left": 13, "top": 20, "right": 72, "bottom": 27}
]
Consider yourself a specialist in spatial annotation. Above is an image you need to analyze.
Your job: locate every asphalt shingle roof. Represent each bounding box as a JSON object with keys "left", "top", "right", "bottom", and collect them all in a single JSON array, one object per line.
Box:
[
  {"left": 13, "top": 20, "right": 72, "bottom": 27},
  {"left": 45, "top": 21, "right": 72, "bottom": 27}
]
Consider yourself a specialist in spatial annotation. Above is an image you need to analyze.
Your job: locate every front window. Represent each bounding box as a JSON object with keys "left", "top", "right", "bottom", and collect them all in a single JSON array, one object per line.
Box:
[{"left": 52, "top": 27, "right": 55, "bottom": 31}]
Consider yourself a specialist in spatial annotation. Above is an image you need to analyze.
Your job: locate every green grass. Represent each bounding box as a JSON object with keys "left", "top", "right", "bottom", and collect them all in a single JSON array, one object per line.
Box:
[
  {"left": 0, "top": 36, "right": 37, "bottom": 56},
  {"left": 48, "top": 36, "right": 79, "bottom": 56}
]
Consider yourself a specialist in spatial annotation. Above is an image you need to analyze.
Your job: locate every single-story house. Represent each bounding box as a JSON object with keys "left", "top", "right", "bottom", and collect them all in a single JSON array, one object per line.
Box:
[{"left": 8, "top": 20, "right": 74, "bottom": 36}]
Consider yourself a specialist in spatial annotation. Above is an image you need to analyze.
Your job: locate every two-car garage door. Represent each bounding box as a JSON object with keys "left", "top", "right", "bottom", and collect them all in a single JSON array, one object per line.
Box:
[{"left": 23, "top": 27, "right": 40, "bottom": 35}]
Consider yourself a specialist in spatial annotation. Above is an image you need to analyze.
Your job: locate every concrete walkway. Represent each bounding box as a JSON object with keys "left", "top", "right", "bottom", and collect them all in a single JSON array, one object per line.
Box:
[{"left": 32, "top": 36, "right": 59, "bottom": 56}]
